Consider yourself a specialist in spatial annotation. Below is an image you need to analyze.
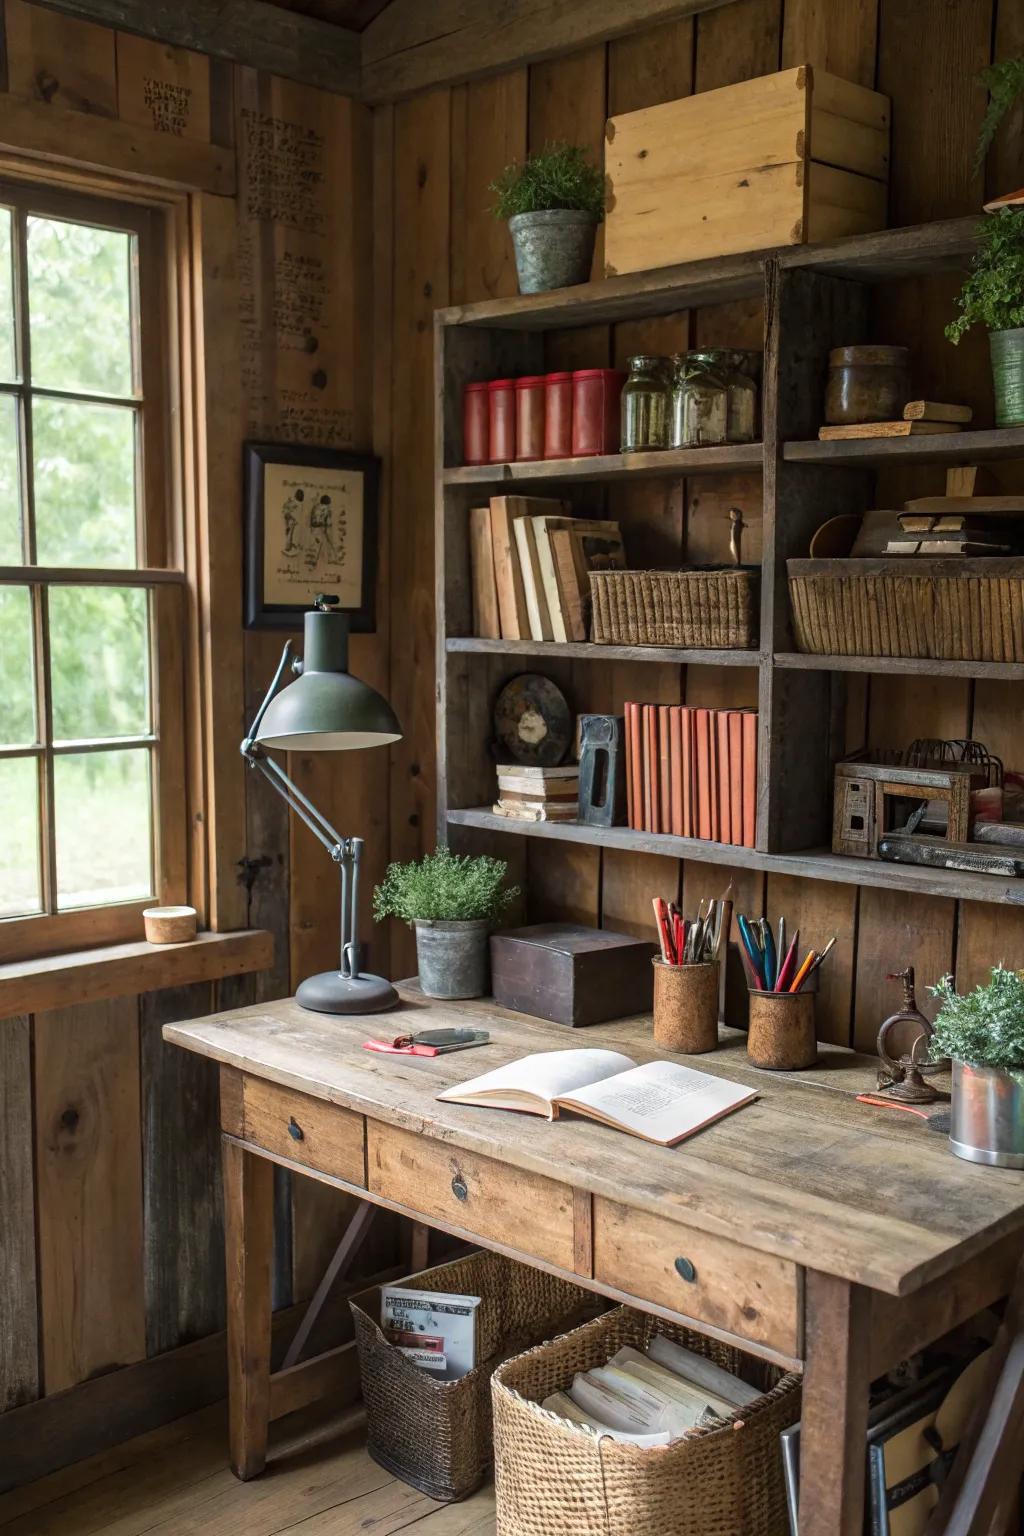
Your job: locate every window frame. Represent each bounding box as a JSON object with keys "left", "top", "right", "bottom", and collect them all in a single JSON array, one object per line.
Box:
[{"left": 0, "top": 176, "right": 188, "bottom": 962}]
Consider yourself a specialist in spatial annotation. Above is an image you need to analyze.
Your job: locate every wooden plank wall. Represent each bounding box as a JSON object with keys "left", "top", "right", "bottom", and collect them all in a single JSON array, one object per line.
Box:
[
  {"left": 379, "top": 0, "right": 1024, "bottom": 1038},
  {"left": 0, "top": 0, "right": 389, "bottom": 1479}
]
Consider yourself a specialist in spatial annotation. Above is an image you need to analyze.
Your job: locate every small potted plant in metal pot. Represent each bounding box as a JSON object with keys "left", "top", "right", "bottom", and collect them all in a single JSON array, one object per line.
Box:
[
  {"left": 373, "top": 848, "right": 518, "bottom": 1000},
  {"left": 491, "top": 141, "right": 604, "bottom": 294},
  {"left": 946, "top": 208, "right": 1024, "bottom": 426},
  {"left": 929, "top": 965, "right": 1024, "bottom": 1168}
]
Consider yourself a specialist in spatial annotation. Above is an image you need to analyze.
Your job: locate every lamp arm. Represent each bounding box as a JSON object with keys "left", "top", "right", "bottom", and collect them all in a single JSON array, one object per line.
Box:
[
  {"left": 246, "top": 753, "right": 350, "bottom": 863},
  {"left": 242, "top": 640, "right": 295, "bottom": 751}
]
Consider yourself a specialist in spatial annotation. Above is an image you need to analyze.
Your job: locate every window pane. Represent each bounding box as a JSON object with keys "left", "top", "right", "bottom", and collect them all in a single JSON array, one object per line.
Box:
[
  {"left": 33, "top": 397, "right": 137, "bottom": 567},
  {"left": 49, "top": 587, "right": 149, "bottom": 742},
  {"left": 54, "top": 748, "right": 152, "bottom": 909},
  {"left": 0, "top": 208, "right": 14, "bottom": 384},
  {"left": 27, "top": 216, "right": 134, "bottom": 397},
  {"left": 0, "top": 757, "right": 41, "bottom": 917},
  {"left": 0, "top": 395, "right": 22, "bottom": 563},
  {"left": 0, "top": 586, "right": 36, "bottom": 744}
]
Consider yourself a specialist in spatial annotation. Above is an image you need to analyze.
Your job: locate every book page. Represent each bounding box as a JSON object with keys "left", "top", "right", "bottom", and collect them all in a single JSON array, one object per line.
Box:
[
  {"left": 437, "top": 1049, "right": 636, "bottom": 1117},
  {"left": 556, "top": 1060, "right": 757, "bottom": 1145}
]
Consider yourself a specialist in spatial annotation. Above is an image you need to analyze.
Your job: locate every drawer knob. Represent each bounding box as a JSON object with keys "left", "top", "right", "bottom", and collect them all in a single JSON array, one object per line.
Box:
[
  {"left": 287, "top": 1117, "right": 304, "bottom": 1142},
  {"left": 451, "top": 1175, "right": 468, "bottom": 1202},
  {"left": 674, "top": 1256, "right": 697, "bottom": 1283}
]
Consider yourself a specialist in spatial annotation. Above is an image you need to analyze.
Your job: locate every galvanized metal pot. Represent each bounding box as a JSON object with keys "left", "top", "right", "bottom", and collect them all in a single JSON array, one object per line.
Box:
[
  {"left": 508, "top": 209, "right": 597, "bottom": 294},
  {"left": 949, "top": 1059, "right": 1024, "bottom": 1167},
  {"left": 989, "top": 326, "right": 1024, "bottom": 427},
  {"left": 414, "top": 918, "right": 490, "bottom": 1000}
]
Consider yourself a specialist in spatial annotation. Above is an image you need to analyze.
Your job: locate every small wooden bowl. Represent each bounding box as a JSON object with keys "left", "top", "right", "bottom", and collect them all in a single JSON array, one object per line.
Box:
[{"left": 143, "top": 905, "right": 198, "bottom": 945}]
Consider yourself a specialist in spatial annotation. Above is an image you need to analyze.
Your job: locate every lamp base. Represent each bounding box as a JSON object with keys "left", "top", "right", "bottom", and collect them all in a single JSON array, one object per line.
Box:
[{"left": 296, "top": 970, "right": 400, "bottom": 1015}]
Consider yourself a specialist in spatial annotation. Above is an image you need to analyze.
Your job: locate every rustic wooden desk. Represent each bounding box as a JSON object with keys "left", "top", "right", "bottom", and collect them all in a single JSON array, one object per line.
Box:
[{"left": 165, "top": 985, "right": 1024, "bottom": 1536}]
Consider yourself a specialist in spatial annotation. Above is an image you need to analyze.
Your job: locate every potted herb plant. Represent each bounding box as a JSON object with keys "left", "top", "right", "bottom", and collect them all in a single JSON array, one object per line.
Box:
[
  {"left": 490, "top": 142, "right": 604, "bottom": 294},
  {"left": 946, "top": 207, "right": 1024, "bottom": 426},
  {"left": 929, "top": 966, "right": 1024, "bottom": 1168},
  {"left": 373, "top": 848, "right": 518, "bottom": 1000}
]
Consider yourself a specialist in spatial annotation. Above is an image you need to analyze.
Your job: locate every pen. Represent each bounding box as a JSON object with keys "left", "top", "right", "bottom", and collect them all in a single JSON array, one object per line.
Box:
[
  {"left": 775, "top": 929, "right": 800, "bottom": 993},
  {"left": 737, "top": 914, "right": 766, "bottom": 989},
  {"left": 806, "top": 934, "right": 837, "bottom": 978},
  {"left": 761, "top": 919, "right": 777, "bottom": 992}
]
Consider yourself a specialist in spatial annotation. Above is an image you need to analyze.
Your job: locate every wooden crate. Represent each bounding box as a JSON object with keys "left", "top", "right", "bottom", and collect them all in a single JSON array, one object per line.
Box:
[{"left": 604, "top": 66, "right": 890, "bottom": 276}]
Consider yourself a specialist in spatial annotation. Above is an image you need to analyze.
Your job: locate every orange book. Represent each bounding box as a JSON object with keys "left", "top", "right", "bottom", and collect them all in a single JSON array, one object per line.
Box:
[
  {"left": 669, "top": 706, "right": 683, "bottom": 837},
  {"left": 680, "top": 706, "right": 694, "bottom": 838},
  {"left": 658, "top": 705, "right": 671, "bottom": 836},
  {"left": 716, "top": 711, "right": 731, "bottom": 848},
  {"left": 728, "top": 711, "right": 744, "bottom": 846},
  {"left": 742, "top": 711, "right": 758, "bottom": 848},
  {"left": 625, "top": 702, "right": 636, "bottom": 829},
  {"left": 644, "top": 706, "right": 659, "bottom": 833},
  {"left": 694, "top": 708, "right": 712, "bottom": 841}
]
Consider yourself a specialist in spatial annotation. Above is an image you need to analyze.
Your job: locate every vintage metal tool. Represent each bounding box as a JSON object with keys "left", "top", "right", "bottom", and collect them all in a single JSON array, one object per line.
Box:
[{"left": 875, "top": 968, "right": 949, "bottom": 1106}]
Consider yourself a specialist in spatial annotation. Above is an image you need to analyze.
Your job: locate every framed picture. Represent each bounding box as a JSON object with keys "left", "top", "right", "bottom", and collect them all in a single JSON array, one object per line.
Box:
[{"left": 244, "top": 442, "right": 380, "bottom": 632}]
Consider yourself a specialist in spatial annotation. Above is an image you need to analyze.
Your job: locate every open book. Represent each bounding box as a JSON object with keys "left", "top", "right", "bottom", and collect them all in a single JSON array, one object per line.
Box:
[{"left": 437, "top": 1049, "right": 757, "bottom": 1147}]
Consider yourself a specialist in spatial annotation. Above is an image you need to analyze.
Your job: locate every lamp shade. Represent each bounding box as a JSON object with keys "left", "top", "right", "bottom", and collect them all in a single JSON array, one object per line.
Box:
[{"left": 255, "top": 606, "right": 401, "bottom": 751}]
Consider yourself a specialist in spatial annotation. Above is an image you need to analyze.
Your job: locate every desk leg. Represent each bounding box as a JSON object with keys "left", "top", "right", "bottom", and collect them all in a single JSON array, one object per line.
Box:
[
  {"left": 223, "top": 1138, "right": 273, "bottom": 1480},
  {"left": 798, "top": 1271, "right": 872, "bottom": 1536}
]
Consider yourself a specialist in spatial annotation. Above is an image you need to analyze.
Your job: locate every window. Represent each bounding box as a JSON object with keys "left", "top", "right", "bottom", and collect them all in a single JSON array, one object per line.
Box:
[{"left": 0, "top": 181, "right": 187, "bottom": 960}]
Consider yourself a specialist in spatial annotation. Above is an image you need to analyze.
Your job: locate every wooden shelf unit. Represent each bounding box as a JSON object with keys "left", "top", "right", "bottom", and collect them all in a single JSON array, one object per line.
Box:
[{"left": 434, "top": 215, "right": 1024, "bottom": 907}]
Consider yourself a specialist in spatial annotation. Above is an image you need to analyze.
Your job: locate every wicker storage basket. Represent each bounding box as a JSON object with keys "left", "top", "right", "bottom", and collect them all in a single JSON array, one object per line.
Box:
[
  {"left": 492, "top": 1306, "right": 801, "bottom": 1536},
  {"left": 349, "top": 1250, "right": 598, "bottom": 1503},
  {"left": 788, "top": 556, "right": 1024, "bottom": 661},
  {"left": 590, "top": 568, "right": 758, "bottom": 649}
]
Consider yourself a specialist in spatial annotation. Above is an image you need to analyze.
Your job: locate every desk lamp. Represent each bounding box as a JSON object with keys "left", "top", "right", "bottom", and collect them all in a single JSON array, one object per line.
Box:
[{"left": 241, "top": 595, "right": 401, "bottom": 1014}]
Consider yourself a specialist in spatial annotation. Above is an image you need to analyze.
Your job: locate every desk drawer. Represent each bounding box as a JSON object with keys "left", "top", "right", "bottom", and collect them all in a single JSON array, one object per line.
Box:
[
  {"left": 233, "top": 1075, "right": 365, "bottom": 1186},
  {"left": 368, "top": 1123, "right": 577, "bottom": 1273},
  {"left": 593, "top": 1197, "right": 801, "bottom": 1358}
]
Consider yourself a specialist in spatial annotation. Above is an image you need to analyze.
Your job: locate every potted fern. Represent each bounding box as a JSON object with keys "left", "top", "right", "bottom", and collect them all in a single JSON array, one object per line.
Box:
[
  {"left": 373, "top": 849, "right": 518, "bottom": 1000},
  {"left": 946, "top": 208, "right": 1024, "bottom": 426},
  {"left": 929, "top": 966, "right": 1024, "bottom": 1168},
  {"left": 491, "top": 142, "right": 604, "bottom": 294}
]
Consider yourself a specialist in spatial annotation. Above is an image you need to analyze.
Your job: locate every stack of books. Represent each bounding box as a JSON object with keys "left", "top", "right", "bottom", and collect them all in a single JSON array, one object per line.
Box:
[
  {"left": 493, "top": 763, "right": 579, "bottom": 822},
  {"left": 469, "top": 495, "right": 625, "bottom": 642},
  {"left": 625, "top": 702, "right": 757, "bottom": 847}
]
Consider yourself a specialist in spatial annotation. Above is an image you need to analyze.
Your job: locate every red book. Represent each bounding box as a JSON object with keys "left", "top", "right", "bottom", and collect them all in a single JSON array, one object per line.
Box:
[
  {"left": 681, "top": 707, "right": 694, "bottom": 838},
  {"left": 658, "top": 705, "right": 671, "bottom": 836},
  {"left": 695, "top": 708, "right": 712, "bottom": 841},
  {"left": 643, "top": 705, "right": 658, "bottom": 833},
  {"left": 742, "top": 711, "right": 758, "bottom": 848},
  {"left": 708, "top": 709, "right": 719, "bottom": 843},
  {"left": 669, "top": 706, "right": 683, "bottom": 837},
  {"left": 728, "top": 711, "right": 744, "bottom": 846},
  {"left": 716, "top": 711, "right": 731, "bottom": 848}
]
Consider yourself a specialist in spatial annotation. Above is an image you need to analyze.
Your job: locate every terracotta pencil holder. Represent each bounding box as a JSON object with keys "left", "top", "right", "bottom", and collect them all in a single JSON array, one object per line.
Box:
[
  {"left": 652, "top": 959, "right": 719, "bottom": 1054},
  {"left": 747, "top": 990, "right": 817, "bottom": 1071}
]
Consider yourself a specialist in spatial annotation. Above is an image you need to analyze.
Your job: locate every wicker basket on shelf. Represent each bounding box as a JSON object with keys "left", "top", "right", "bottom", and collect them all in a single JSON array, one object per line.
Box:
[
  {"left": 492, "top": 1305, "right": 801, "bottom": 1536},
  {"left": 348, "top": 1249, "right": 598, "bottom": 1503},
  {"left": 590, "top": 568, "right": 758, "bottom": 649},
  {"left": 787, "top": 556, "right": 1024, "bottom": 661}
]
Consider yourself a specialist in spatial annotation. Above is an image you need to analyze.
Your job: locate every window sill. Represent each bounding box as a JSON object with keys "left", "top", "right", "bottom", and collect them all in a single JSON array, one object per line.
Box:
[{"left": 0, "top": 929, "right": 274, "bottom": 1021}]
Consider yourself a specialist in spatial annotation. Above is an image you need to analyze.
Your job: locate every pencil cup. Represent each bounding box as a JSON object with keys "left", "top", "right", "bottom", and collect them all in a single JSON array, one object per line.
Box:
[
  {"left": 652, "top": 959, "right": 719, "bottom": 1054},
  {"left": 746, "top": 990, "right": 817, "bottom": 1071}
]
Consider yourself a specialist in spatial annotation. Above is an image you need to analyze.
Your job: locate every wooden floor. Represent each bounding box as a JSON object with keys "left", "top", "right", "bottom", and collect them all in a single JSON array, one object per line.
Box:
[{"left": 0, "top": 1403, "right": 496, "bottom": 1536}]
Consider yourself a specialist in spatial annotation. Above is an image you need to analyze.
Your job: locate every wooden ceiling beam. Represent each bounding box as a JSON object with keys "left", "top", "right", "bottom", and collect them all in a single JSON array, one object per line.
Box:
[
  {"left": 30, "top": 0, "right": 362, "bottom": 95},
  {"left": 359, "top": 0, "right": 737, "bottom": 103}
]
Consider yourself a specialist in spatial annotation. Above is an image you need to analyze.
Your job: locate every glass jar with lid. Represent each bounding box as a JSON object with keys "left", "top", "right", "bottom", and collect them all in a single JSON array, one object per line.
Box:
[
  {"left": 620, "top": 355, "right": 671, "bottom": 452},
  {"left": 712, "top": 348, "right": 758, "bottom": 444},
  {"left": 670, "top": 351, "right": 729, "bottom": 448}
]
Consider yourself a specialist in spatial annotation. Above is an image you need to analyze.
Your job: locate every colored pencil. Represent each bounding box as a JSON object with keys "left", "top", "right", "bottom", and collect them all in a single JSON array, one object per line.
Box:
[
  {"left": 737, "top": 914, "right": 765, "bottom": 989},
  {"left": 789, "top": 950, "right": 817, "bottom": 994},
  {"left": 774, "top": 930, "right": 800, "bottom": 994}
]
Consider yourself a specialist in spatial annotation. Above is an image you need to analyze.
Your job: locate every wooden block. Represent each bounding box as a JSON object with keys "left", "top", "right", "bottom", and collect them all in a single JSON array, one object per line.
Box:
[
  {"left": 239, "top": 1077, "right": 366, "bottom": 1186},
  {"left": 367, "top": 1121, "right": 577, "bottom": 1272},
  {"left": 592, "top": 1196, "right": 801, "bottom": 1357},
  {"left": 490, "top": 922, "right": 655, "bottom": 1027},
  {"left": 946, "top": 465, "right": 996, "bottom": 497},
  {"left": 468, "top": 506, "right": 500, "bottom": 638},
  {"left": 818, "top": 420, "right": 957, "bottom": 440},
  {"left": 903, "top": 400, "right": 974, "bottom": 423}
]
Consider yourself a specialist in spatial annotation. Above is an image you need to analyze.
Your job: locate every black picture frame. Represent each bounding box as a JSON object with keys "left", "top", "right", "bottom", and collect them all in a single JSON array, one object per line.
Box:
[{"left": 244, "top": 441, "right": 380, "bottom": 632}]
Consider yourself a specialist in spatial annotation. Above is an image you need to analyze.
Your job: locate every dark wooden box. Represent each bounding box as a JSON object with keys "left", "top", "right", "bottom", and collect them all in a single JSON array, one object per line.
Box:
[{"left": 489, "top": 923, "right": 656, "bottom": 1027}]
